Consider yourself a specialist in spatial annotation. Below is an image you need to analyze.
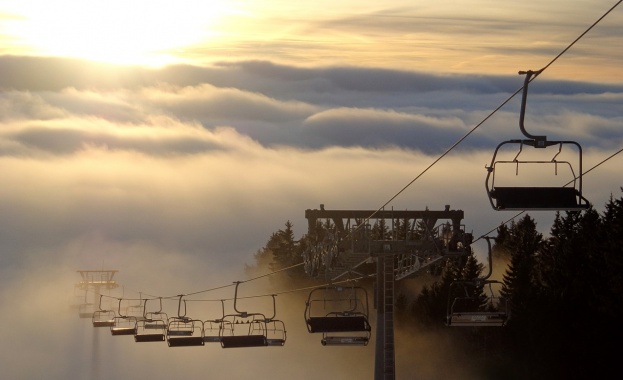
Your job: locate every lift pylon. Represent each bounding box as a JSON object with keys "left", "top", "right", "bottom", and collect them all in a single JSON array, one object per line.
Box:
[
  {"left": 74, "top": 270, "right": 119, "bottom": 319},
  {"left": 304, "top": 205, "right": 471, "bottom": 380}
]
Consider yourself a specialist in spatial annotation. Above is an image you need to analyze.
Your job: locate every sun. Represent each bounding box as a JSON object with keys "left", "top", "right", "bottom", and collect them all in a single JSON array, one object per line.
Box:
[{"left": 5, "top": 0, "right": 233, "bottom": 66}]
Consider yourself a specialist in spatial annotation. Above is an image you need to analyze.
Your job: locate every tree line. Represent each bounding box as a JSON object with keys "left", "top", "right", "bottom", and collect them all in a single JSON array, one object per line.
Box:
[{"left": 247, "top": 189, "right": 623, "bottom": 379}]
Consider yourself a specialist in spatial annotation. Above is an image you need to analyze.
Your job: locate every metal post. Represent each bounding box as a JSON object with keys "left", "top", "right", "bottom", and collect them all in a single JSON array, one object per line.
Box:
[{"left": 375, "top": 254, "right": 396, "bottom": 380}]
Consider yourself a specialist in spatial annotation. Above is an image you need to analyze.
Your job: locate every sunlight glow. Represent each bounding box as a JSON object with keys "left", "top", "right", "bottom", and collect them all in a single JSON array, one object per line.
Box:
[{"left": 6, "top": 0, "right": 236, "bottom": 66}]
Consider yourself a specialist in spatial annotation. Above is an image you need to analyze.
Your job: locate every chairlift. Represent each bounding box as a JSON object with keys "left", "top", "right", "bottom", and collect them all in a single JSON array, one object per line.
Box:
[
  {"left": 220, "top": 315, "right": 269, "bottom": 348},
  {"left": 227, "top": 312, "right": 287, "bottom": 347},
  {"left": 75, "top": 287, "right": 95, "bottom": 318},
  {"left": 166, "top": 296, "right": 205, "bottom": 347},
  {"left": 446, "top": 281, "right": 509, "bottom": 327},
  {"left": 78, "top": 302, "right": 95, "bottom": 319},
  {"left": 485, "top": 70, "right": 590, "bottom": 211},
  {"left": 219, "top": 282, "right": 278, "bottom": 348},
  {"left": 265, "top": 319, "right": 287, "bottom": 347},
  {"left": 135, "top": 298, "right": 168, "bottom": 342},
  {"left": 446, "top": 237, "right": 510, "bottom": 327},
  {"left": 261, "top": 295, "right": 287, "bottom": 347},
  {"left": 304, "top": 285, "right": 371, "bottom": 346},
  {"left": 110, "top": 299, "right": 138, "bottom": 336},
  {"left": 92, "top": 295, "right": 116, "bottom": 327}
]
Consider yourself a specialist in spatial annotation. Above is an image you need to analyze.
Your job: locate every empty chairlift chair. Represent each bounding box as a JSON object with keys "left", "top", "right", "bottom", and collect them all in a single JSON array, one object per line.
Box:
[
  {"left": 167, "top": 318, "right": 205, "bottom": 346},
  {"left": 445, "top": 237, "right": 510, "bottom": 327},
  {"left": 135, "top": 298, "right": 168, "bottom": 343},
  {"left": 219, "top": 282, "right": 286, "bottom": 348},
  {"left": 92, "top": 295, "right": 116, "bottom": 327},
  {"left": 110, "top": 298, "right": 138, "bottom": 336},
  {"left": 253, "top": 295, "right": 286, "bottom": 347},
  {"left": 219, "top": 314, "right": 269, "bottom": 348},
  {"left": 219, "top": 282, "right": 267, "bottom": 348},
  {"left": 446, "top": 280, "right": 509, "bottom": 327},
  {"left": 305, "top": 285, "right": 371, "bottom": 346},
  {"left": 166, "top": 296, "right": 205, "bottom": 347},
  {"left": 78, "top": 296, "right": 95, "bottom": 319},
  {"left": 485, "top": 69, "right": 590, "bottom": 211},
  {"left": 264, "top": 318, "right": 287, "bottom": 347}
]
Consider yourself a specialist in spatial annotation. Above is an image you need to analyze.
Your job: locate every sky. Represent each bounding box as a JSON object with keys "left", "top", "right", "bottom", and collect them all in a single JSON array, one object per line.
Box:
[{"left": 0, "top": 1, "right": 622, "bottom": 379}]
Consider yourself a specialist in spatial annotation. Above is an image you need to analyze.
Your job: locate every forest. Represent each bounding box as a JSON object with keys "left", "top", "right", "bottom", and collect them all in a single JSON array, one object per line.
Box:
[{"left": 247, "top": 189, "right": 623, "bottom": 379}]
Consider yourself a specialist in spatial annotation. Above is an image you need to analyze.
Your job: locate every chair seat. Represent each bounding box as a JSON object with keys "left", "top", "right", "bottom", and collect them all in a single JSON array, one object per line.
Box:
[
  {"left": 491, "top": 187, "right": 583, "bottom": 210},
  {"left": 135, "top": 333, "right": 165, "bottom": 342},
  {"left": 220, "top": 335, "right": 267, "bottom": 348},
  {"left": 306, "top": 316, "right": 370, "bottom": 333},
  {"left": 167, "top": 336, "right": 205, "bottom": 347}
]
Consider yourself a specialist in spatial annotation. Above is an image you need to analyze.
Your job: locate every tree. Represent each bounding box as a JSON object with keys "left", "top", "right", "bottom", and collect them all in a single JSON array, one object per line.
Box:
[
  {"left": 370, "top": 218, "right": 390, "bottom": 240},
  {"left": 497, "top": 214, "right": 549, "bottom": 377},
  {"left": 499, "top": 215, "right": 542, "bottom": 322},
  {"left": 269, "top": 220, "right": 299, "bottom": 270}
]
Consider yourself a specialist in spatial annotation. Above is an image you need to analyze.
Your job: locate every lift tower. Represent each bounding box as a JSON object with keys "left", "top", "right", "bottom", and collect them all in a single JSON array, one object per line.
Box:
[
  {"left": 73, "top": 270, "right": 120, "bottom": 380},
  {"left": 304, "top": 206, "right": 470, "bottom": 380}
]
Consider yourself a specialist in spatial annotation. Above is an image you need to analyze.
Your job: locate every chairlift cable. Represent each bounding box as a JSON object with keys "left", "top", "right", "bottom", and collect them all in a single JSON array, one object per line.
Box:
[
  {"left": 241, "top": 262, "right": 305, "bottom": 283},
  {"left": 538, "top": 0, "right": 622, "bottom": 75},
  {"left": 564, "top": 146, "right": 623, "bottom": 187},
  {"left": 180, "top": 274, "right": 373, "bottom": 302}
]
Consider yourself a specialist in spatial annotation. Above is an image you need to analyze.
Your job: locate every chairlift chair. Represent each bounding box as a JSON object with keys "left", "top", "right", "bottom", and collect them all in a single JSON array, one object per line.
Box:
[
  {"left": 219, "top": 314, "right": 269, "bottom": 348},
  {"left": 485, "top": 70, "right": 590, "bottom": 211},
  {"left": 262, "top": 295, "right": 286, "bottom": 347},
  {"left": 218, "top": 282, "right": 284, "bottom": 348},
  {"left": 135, "top": 319, "right": 167, "bottom": 342},
  {"left": 166, "top": 296, "right": 205, "bottom": 347},
  {"left": 445, "top": 237, "right": 510, "bottom": 327},
  {"left": 111, "top": 317, "right": 138, "bottom": 335},
  {"left": 78, "top": 302, "right": 95, "bottom": 319},
  {"left": 305, "top": 285, "right": 371, "bottom": 346},
  {"left": 446, "top": 280, "right": 509, "bottom": 327},
  {"left": 110, "top": 299, "right": 138, "bottom": 335},
  {"left": 135, "top": 298, "right": 168, "bottom": 343},
  {"left": 167, "top": 318, "right": 205, "bottom": 346},
  {"left": 218, "top": 282, "right": 268, "bottom": 348},
  {"left": 92, "top": 295, "right": 116, "bottom": 327},
  {"left": 265, "top": 318, "right": 287, "bottom": 347}
]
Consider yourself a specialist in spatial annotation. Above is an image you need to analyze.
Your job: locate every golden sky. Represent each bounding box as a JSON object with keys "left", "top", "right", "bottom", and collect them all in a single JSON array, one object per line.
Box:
[{"left": 1, "top": 0, "right": 622, "bottom": 80}]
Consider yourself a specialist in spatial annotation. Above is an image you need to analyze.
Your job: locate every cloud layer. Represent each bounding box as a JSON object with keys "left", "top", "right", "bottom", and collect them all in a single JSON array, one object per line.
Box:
[
  {"left": 0, "top": 56, "right": 621, "bottom": 379},
  {"left": 2, "top": 57, "right": 622, "bottom": 155}
]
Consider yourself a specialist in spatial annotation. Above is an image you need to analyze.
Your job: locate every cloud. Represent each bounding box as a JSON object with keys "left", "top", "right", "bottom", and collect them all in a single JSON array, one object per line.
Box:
[
  {"left": 303, "top": 107, "right": 467, "bottom": 151},
  {"left": 1, "top": 56, "right": 621, "bottom": 154}
]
